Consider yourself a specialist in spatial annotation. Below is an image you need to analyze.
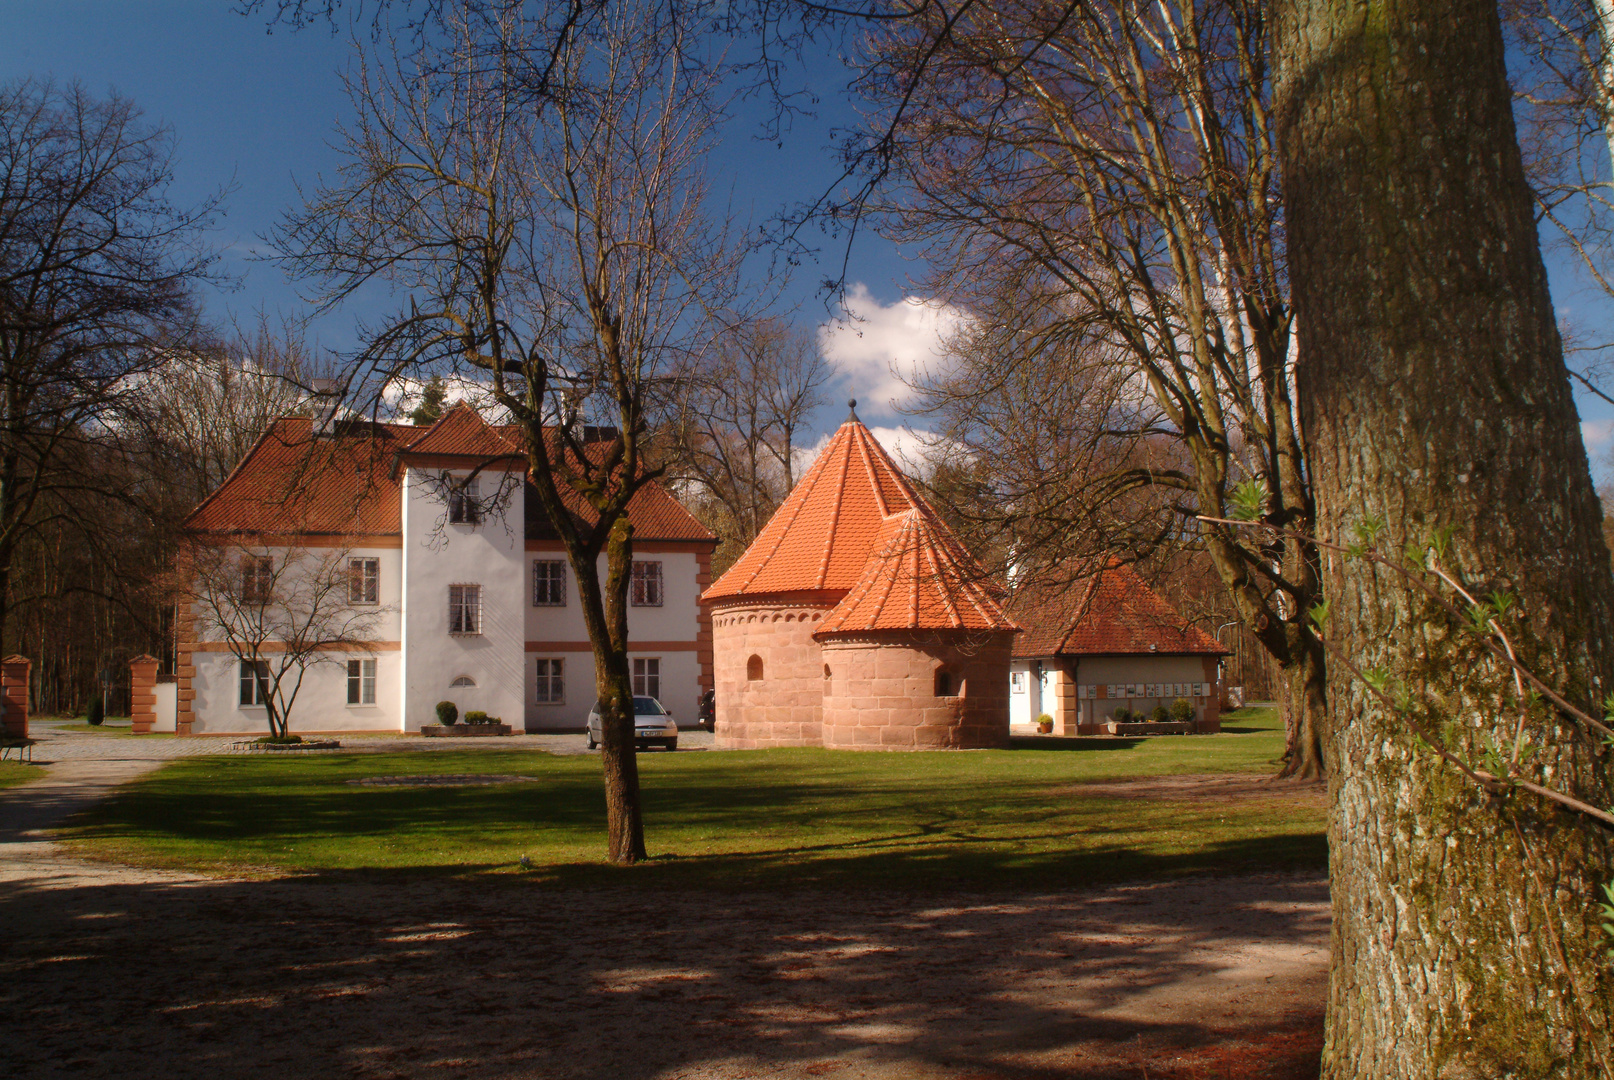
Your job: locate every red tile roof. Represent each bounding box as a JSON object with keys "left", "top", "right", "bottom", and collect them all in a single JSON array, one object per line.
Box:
[
  {"left": 815, "top": 509, "right": 1017, "bottom": 634},
  {"left": 705, "top": 415, "right": 931, "bottom": 599},
  {"left": 185, "top": 413, "right": 715, "bottom": 543},
  {"left": 1008, "top": 561, "right": 1227, "bottom": 658},
  {"left": 399, "top": 402, "right": 522, "bottom": 458}
]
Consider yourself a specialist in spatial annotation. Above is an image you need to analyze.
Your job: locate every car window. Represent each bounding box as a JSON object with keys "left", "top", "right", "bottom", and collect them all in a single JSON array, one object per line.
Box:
[{"left": 633, "top": 696, "right": 664, "bottom": 715}]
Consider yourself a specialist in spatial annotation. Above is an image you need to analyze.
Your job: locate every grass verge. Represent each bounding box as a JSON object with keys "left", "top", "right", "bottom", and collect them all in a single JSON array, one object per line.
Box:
[
  {"left": 0, "top": 759, "right": 43, "bottom": 788},
  {"left": 60, "top": 706, "right": 1323, "bottom": 890}
]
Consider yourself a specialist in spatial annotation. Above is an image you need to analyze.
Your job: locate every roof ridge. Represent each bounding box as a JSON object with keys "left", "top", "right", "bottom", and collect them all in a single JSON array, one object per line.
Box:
[{"left": 815, "top": 425, "right": 855, "bottom": 590}]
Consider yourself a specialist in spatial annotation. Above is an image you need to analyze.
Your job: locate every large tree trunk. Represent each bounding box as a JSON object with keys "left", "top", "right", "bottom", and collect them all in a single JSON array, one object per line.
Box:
[
  {"left": 1275, "top": 0, "right": 1614, "bottom": 1074},
  {"left": 1278, "top": 635, "right": 1327, "bottom": 782}
]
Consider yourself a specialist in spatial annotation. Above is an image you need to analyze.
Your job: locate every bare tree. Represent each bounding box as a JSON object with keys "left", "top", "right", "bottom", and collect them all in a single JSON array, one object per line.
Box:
[
  {"left": 275, "top": 0, "right": 741, "bottom": 863},
  {"left": 668, "top": 316, "right": 826, "bottom": 570},
  {"left": 857, "top": 0, "right": 1326, "bottom": 777},
  {"left": 0, "top": 77, "right": 221, "bottom": 657},
  {"left": 185, "top": 540, "right": 390, "bottom": 738}
]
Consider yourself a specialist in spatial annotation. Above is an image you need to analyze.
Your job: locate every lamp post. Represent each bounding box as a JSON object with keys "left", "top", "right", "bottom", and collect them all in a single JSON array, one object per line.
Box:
[{"left": 1213, "top": 620, "right": 1240, "bottom": 695}]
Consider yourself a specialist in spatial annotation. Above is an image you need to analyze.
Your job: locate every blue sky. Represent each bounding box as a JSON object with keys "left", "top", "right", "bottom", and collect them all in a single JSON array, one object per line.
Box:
[{"left": 5, "top": 1, "right": 1614, "bottom": 475}]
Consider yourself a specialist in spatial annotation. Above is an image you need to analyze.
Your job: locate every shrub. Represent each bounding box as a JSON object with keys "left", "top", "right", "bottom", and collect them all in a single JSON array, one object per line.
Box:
[
  {"left": 464, "top": 710, "right": 489, "bottom": 725},
  {"left": 1170, "top": 697, "right": 1195, "bottom": 723},
  {"left": 256, "top": 734, "right": 303, "bottom": 745},
  {"left": 1112, "top": 708, "right": 1131, "bottom": 723},
  {"left": 1150, "top": 705, "right": 1171, "bottom": 723},
  {"left": 435, "top": 701, "right": 458, "bottom": 726},
  {"left": 1034, "top": 713, "right": 1054, "bottom": 729},
  {"left": 87, "top": 695, "right": 105, "bottom": 726}
]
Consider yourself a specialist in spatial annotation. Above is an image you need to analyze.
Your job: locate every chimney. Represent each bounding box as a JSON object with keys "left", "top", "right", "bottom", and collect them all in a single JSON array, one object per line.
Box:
[{"left": 310, "top": 378, "right": 342, "bottom": 437}]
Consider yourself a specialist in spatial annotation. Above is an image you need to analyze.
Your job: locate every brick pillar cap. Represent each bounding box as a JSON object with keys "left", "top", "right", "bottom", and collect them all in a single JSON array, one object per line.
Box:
[
  {"left": 1, "top": 654, "right": 28, "bottom": 665},
  {"left": 129, "top": 654, "right": 160, "bottom": 666}
]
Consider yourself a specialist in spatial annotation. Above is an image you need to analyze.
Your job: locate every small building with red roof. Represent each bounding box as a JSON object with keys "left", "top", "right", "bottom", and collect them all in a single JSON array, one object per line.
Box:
[
  {"left": 703, "top": 405, "right": 1018, "bottom": 749},
  {"left": 179, "top": 403, "right": 716, "bottom": 735},
  {"left": 1005, "top": 561, "right": 1228, "bottom": 735}
]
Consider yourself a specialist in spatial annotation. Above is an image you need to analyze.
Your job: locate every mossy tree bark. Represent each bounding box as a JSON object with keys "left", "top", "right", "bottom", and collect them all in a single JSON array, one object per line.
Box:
[{"left": 1275, "top": 0, "right": 1614, "bottom": 1074}]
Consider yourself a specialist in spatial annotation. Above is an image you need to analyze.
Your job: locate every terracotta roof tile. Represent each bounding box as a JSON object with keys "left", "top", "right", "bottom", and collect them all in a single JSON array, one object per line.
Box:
[
  {"left": 185, "top": 413, "right": 714, "bottom": 544},
  {"left": 704, "top": 415, "right": 931, "bottom": 600},
  {"left": 399, "top": 403, "right": 522, "bottom": 458},
  {"left": 1008, "top": 561, "right": 1227, "bottom": 658},
  {"left": 815, "top": 510, "right": 1018, "bottom": 634}
]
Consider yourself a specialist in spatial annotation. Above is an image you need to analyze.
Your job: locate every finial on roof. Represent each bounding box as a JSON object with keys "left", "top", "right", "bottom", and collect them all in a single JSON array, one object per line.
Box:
[{"left": 848, "top": 398, "right": 858, "bottom": 418}]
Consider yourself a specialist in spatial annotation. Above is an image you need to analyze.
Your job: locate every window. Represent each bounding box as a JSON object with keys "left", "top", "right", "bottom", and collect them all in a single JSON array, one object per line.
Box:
[
  {"left": 632, "top": 657, "right": 660, "bottom": 699},
  {"left": 934, "top": 669, "right": 956, "bottom": 697},
  {"left": 238, "top": 660, "right": 269, "bottom": 706},
  {"left": 533, "top": 560, "right": 566, "bottom": 606},
  {"left": 450, "top": 675, "right": 476, "bottom": 688},
  {"left": 1011, "top": 671, "right": 1027, "bottom": 694},
  {"left": 747, "top": 655, "right": 764, "bottom": 681},
  {"left": 447, "top": 474, "right": 480, "bottom": 524},
  {"left": 448, "top": 584, "right": 483, "bottom": 634},
  {"left": 347, "top": 658, "right": 376, "bottom": 705},
  {"left": 240, "top": 556, "right": 273, "bottom": 604},
  {"left": 631, "top": 560, "right": 663, "bottom": 606},
  {"left": 349, "top": 558, "right": 379, "bottom": 604},
  {"left": 535, "top": 658, "right": 565, "bottom": 703}
]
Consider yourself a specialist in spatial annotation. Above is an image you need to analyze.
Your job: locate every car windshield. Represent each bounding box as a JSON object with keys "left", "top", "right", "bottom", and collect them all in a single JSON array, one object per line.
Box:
[{"left": 633, "top": 696, "right": 665, "bottom": 716}]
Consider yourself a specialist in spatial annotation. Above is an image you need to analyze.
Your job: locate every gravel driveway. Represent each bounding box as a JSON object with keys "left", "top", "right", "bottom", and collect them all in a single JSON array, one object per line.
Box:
[{"left": 0, "top": 726, "right": 1329, "bottom": 1079}]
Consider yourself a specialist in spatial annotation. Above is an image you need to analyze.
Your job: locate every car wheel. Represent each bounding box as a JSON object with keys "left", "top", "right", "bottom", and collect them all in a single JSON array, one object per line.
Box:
[
  {"left": 666, "top": 738, "right": 678, "bottom": 751},
  {"left": 585, "top": 735, "right": 597, "bottom": 750}
]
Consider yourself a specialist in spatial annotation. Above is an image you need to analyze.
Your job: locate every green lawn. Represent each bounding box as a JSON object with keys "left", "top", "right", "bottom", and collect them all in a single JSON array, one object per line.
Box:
[
  {"left": 60, "top": 706, "right": 1324, "bottom": 890},
  {"left": 43, "top": 721, "right": 171, "bottom": 737},
  {"left": 0, "top": 759, "right": 43, "bottom": 788}
]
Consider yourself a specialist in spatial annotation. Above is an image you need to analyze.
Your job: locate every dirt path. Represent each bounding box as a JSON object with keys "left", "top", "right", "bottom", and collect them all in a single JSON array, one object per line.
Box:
[{"left": 0, "top": 752, "right": 1329, "bottom": 1079}]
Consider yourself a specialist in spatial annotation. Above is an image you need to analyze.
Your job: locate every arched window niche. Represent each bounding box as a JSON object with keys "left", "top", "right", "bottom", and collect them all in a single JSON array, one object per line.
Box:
[
  {"left": 450, "top": 675, "right": 477, "bottom": 688},
  {"left": 746, "top": 655, "right": 764, "bottom": 681}
]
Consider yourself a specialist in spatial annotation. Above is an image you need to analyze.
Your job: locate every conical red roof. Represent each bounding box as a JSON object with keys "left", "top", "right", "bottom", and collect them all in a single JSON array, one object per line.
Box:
[
  {"left": 815, "top": 509, "right": 1017, "bottom": 634},
  {"left": 704, "top": 414, "right": 928, "bottom": 600}
]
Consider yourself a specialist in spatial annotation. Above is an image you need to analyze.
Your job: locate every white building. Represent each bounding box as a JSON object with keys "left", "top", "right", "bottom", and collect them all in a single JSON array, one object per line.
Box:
[
  {"left": 1006, "top": 561, "right": 1227, "bottom": 734},
  {"left": 178, "top": 405, "right": 716, "bottom": 735}
]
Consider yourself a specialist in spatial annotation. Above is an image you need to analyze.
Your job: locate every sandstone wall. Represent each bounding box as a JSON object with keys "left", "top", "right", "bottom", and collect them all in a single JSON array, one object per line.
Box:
[
  {"left": 711, "top": 597, "right": 835, "bottom": 748},
  {"left": 819, "top": 632, "right": 1014, "bottom": 750}
]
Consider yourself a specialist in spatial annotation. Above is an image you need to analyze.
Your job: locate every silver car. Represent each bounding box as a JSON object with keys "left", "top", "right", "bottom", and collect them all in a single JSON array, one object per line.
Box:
[{"left": 585, "top": 696, "right": 678, "bottom": 751}]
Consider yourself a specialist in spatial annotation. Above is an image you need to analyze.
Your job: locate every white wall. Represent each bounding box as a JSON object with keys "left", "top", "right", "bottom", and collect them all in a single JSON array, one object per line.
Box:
[
  {"left": 401, "top": 467, "right": 526, "bottom": 730},
  {"left": 522, "top": 546, "right": 704, "bottom": 731},
  {"left": 523, "top": 648, "right": 702, "bottom": 731},
  {"left": 189, "top": 649, "right": 403, "bottom": 733},
  {"left": 153, "top": 681, "right": 177, "bottom": 732}
]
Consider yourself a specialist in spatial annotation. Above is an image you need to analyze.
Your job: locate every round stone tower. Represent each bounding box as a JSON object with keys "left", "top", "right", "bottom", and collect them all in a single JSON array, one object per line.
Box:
[{"left": 703, "top": 406, "right": 1018, "bottom": 749}]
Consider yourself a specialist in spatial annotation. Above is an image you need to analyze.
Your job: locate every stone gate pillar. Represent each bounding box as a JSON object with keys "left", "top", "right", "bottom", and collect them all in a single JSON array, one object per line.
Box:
[
  {"left": 1, "top": 655, "right": 30, "bottom": 741},
  {"left": 129, "top": 655, "right": 159, "bottom": 735}
]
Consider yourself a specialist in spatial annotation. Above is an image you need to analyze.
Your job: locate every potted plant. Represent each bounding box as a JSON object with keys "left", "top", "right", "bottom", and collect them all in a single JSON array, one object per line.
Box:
[{"left": 1035, "top": 713, "right": 1054, "bottom": 734}]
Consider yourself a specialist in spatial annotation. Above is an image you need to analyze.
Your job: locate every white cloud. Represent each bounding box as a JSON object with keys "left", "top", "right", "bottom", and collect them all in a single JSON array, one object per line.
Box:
[
  {"left": 1583, "top": 418, "right": 1614, "bottom": 452},
  {"left": 818, "top": 284, "right": 968, "bottom": 415},
  {"left": 796, "top": 424, "right": 954, "bottom": 480},
  {"left": 383, "top": 373, "right": 512, "bottom": 423}
]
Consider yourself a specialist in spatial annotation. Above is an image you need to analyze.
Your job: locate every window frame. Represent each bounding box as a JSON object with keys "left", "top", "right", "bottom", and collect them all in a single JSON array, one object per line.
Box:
[
  {"left": 239, "top": 555, "right": 273, "bottom": 604},
  {"left": 348, "top": 557, "right": 380, "bottom": 605},
  {"left": 534, "top": 657, "right": 565, "bottom": 704},
  {"left": 1010, "top": 671, "right": 1027, "bottom": 694},
  {"left": 238, "top": 659, "right": 270, "bottom": 707},
  {"left": 446, "top": 473, "right": 480, "bottom": 525},
  {"left": 448, "top": 583, "right": 483, "bottom": 635},
  {"left": 346, "top": 657, "right": 377, "bottom": 706},
  {"left": 632, "top": 656, "right": 661, "bottom": 699},
  {"left": 532, "top": 559, "right": 567, "bottom": 607},
  {"left": 630, "top": 560, "right": 664, "bottom": 607}
]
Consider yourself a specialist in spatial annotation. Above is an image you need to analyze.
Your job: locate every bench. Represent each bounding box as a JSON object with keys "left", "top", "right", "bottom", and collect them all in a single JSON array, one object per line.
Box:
[{"left": 1, "top": 738, "right": 34, "bottom": 762}]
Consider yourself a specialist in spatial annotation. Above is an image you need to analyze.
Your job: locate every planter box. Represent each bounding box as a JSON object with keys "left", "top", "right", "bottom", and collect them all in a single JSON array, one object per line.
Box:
[{"left": 422, "top": 723, "right": 513, "bottom": 738}]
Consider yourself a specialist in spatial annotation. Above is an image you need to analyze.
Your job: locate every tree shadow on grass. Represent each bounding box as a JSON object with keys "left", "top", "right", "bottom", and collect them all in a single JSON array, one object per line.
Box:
[
  {"left": 0, "top": 862, "right": 1328, "bottom": 1080},
  {"left": 1008, "top": 737, "right": 1145, "bottom": 752}
]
